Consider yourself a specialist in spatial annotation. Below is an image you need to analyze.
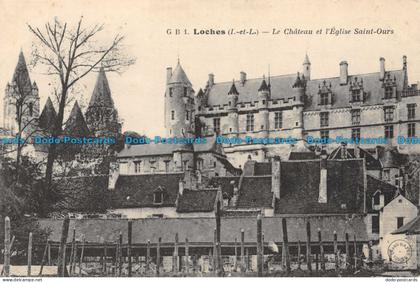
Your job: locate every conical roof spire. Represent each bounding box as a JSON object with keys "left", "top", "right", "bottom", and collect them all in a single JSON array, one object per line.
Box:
[
  {"left": 12, "top": 51, "right": 32, "bottom": 94},
  {"left": 258, "top": 79, "right": 270, "bottom": 92},
  {"left": 168, "top": 61, "right": 192, "bottom": 85},
  {"left": 196, "top": 88, "right": 204, "bottom": 97},
  {"left": 88, "top": 67, "right": 115, "bottom": 108},
  {"left": 303, "top": 53, "right": 311, "bottom": 65},
  {"left": 65, "top": 101, "right": 90, "bottom": 137},
  {"left": 228, "top": 80, "right": 239, "bottom": 95},
  {"left": 39, "top": 97, "right": 57, "bottom": 132}
]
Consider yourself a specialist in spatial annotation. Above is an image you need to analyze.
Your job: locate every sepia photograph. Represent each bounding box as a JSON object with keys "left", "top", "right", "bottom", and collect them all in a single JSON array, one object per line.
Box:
[{"left": 0, "top": 0, "right": 420, "bottom": 280}]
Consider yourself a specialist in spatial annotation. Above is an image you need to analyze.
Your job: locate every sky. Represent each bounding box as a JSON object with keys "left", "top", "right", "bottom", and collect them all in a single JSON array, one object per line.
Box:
[{"left": 0, "top": 0, "right": 420, "bottom": 136}]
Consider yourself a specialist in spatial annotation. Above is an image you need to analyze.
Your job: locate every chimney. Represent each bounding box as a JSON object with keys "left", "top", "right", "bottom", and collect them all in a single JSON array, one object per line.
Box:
[
  {"left": 340, "top": 142, "right": 347, "bottom": 159},
  {"left": 166, "top": 67, "right": 172, "bottom": 84},
  {"left": 243, "top": 155, "right": 256, "bottom": 176},
  {"left": 240, "top": 71, "right": 247, "bottom": 85},
  {"left": 179, "top": 180, "right": 184, "bottom": 195},
  {"left": 354, "top": 145, "right": 360, "bottom": 158},
  {"left": 318, "top": 150, "right": 328, "bottom": 203},
  {"left": 339, "top": 61, "right": 348, "bottom": 85},
  {"left": 379, "top": 57, "right": 386, "bottom": 81},
  {"left": 231, "top": 181, "right": 239, "bottom": 207},
  {"left": 271, "top": 156, "right": 281, "bottom": 199},
  {"left": 208, "top": 73, "right": 215, "bottom": 88}
]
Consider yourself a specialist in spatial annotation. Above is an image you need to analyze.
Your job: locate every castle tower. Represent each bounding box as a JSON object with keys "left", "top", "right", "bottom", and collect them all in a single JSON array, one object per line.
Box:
[
  {"left": 292, "top": 72, "right": 306, "bottom": 141},
  {"left": 303, "top": 54, "right": 311, "bottom": 80},
  {"left": 3, "top": 51, "right": 40, "bottom": 135},
  {"left": 164, "top": 61, "right": 195, "bottom": 137},
  {"left": 85, "top": 67, "right": 121, "bottom": 137},
  {"left": 226, "top": 80, "right": 239, "bottom": 136}
]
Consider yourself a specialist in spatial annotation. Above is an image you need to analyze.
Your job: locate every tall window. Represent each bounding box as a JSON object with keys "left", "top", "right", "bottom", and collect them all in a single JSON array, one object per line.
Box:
[
  {"left": 351, "top": 89, "right": 361, "bottom": 102},
  {"left": 183, "top": 160, "right": 189, "bottom": 171},
  {"left": 408, "top": 123, "right": 416, "bottom": 137},
  {"left": 246, "top": 114, "right": 254, "bottom": 131},
  {"left": 169, "top": 88, "right": 173, "bottom": 97},
  {"left": 134, "top": 161, "right": 141, "bottom": 174},
  {"left": 385, "top": 125, "right": 394, "bottom": 139},
  {"left": 213, "top": 118, "right": 220, "bottom": 133},
  {"left": 320, "top": 92, "right": 329, "bottom": 105},
  {"left": 384, "top": 87, "right": 393, "bottom": 99},
  {"left": 351, "top": 109, "right": 361, "bottom": 125},
  {"left": 320, "top": 112, "right": 329, "bottom": 127},
  {"left": 372, "top": 215, "right": 379, "bottom": 234},
  {"left": 185, "top": 111, "right": 189, "bottom": 121},
  {"left": 352, "top": 128, "right": 361, "bottom": 141},
  {"left": 397, "top": 217, "right": 404, "bottom": 229},
  {"left": 171, "top": 110, "right": 175, "bottom": 120},
  {"left": 154, "top": 188, "right": 163, "bottom": 205},
  {"left": 164, "top": 160, "right": 170, "bottom": 173},
  {"left": 408, "top": 104, "right": 416, "bottom": 120},
  {"left": 183, "top": 87, "right": 187, "bottom": 97},
  {"left": 274, "top": 111, "right": 282, "bottom": 129},
  {"left": 384, "top": 106, "right": 394, "bottom": 122},
  {"left": 320, "top": 130, "right": 329, "bottom": 139}
]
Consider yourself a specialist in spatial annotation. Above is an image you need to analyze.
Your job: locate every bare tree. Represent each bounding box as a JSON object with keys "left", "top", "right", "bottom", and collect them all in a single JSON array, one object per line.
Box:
[{"left": 28, "top": 17, "right": 134, "bottom": 186}]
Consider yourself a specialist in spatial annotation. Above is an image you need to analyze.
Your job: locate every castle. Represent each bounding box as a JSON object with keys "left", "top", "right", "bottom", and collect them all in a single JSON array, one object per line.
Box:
[{"left": 164, "top": 55, "right": 420, "bottom": 167}]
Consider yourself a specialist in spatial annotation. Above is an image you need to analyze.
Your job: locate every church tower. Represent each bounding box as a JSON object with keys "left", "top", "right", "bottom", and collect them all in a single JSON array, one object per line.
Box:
[
  {"left": 85, "top": 67, "right": 121, "bottom": 137},
  {"left": 3, "top": 51, "right": 40, "bottom": 135},
  {"left": 164, "top": 60, "right": 195, "bottom": 137}
]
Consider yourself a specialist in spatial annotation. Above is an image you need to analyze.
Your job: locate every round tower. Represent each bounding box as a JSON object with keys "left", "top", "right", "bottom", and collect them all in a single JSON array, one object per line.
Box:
[
  {"left": 292, "top": 72, "right": 306, "bottom": 142},
  {"left": 257, "top": 78, "right": 270, "bottom": 138},
  {"left": 164, "top": 61, "right": 195, "bottom": 137}
]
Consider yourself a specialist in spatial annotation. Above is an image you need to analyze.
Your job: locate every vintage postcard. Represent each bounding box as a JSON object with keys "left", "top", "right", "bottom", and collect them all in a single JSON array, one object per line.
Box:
[{"left": 0, "top": 0, "right": 419, "bottom": 280}]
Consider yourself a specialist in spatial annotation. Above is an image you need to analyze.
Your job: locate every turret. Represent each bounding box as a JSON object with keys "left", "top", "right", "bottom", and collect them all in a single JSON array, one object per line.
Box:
[
  {"left": 292, "top": 72, "right": 306, "bottom": 103},
  {"left": 257, "top": 78, "right": 270, "bottom": 105},
  {"left": 226, "top": 80, "right": 239, "bottom": 135},
  {"left": 164, "top": 60, "right": 195, "bottom": 137},
  {"left": 303, "top": 54, "right": 311, "bottom": 80}
]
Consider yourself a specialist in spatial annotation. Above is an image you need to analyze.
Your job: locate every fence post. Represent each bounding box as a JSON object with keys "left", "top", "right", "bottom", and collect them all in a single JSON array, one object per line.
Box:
[
  {"left": 146, "top": 240, "right": 151, "bottom": 273},
  {"left": 69, "top": 228, "right": 76, "bottom": 275},
  {"left": 257, "top": 214, "right": 263, "bottom": 276},
  {"left": 353, "top": 234, "right": 357, "bottom": 270},
  {"left": 246, "top": 248, "right": 249, "bottom": 272},
  {"left": 234, "top": 238, "right": 238, "bottom": 272},
  {"left": 345, "top": 233, "right": 350, "bottom": 270},
  {"left": 118, "top": 232, "right": 122, "bottom": 276},
  {"left": 297, "top": 240, "right": 302, "bottom": 270},
  {"left": 128, "top": 220, "right": 132, "bottom": 277},
  {"left": 212, "top": 229, "right": 216, "bottom": 274},
  {"left": 27, "top": 232, "right": 32, "bottom": 276},
  {"left": 57, "top": 215, "right": 70, "bottom": 277},
  {"left": 282, "top": 218, "right": 290, "bottom": 274},
  {"left": 185, "top": 238, "right": 189, "bottom": 274},
  {"left": 47, "top": 239, "right": 51, "bottom": 266},
  {"left": 240, "top": 229, "right": 245, "bottom": 272},
  {"left": 39, "top": 239, "right": 49, "bottom": 276},
  {"left": 79, "top": 235, "right": 85, "bottom": 276},
  {"left": 4, "top": 216, "right": 10, "bottom": 277},
  {"left": 306, "top": 221, "right": 312, "bottom": 273},
  {"left": 156, "top": 237, "right": 161, "bottom": 276},
  {"left": 333, "top": 231, "right": 338, "bottom": 271},
  {"left": 368, "top": 240, "right": 373, "bottom": 267},
  {"left": 215, "top": 201, "right": 222, "bottom": 277},
  {"left": 318, "top": 228, "right": 325, "bottom": 272},
  {"left": 173, "top": 233, "right": 179, "bottom": 274},
  {"left": 104, "top": 242, "right": 108, "bottom": 275}
]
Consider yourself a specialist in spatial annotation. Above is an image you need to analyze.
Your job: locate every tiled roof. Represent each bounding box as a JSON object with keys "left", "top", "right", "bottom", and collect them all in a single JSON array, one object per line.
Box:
[
  {"left": 328, "top": 146, "right": 382, "bottom": 170},
  {"left": 276, "top": 159, "right": 365, "bottom": 214},
  {"left": 118, "top": 143, "right": 193, "bottom": 158},
  {"left": 366, "top": 175, "right": 399, "bottom": 212},
  {"left": 236, "top": 176, "right": 273, "bottom": 208},
  {"left": 39, "top": 215, "right": 369, "bottom": 244},
  {"left": 112, "top": 173, "right": 184, "bottom": 208},
  {"left": 207, "top": 176, "right": 240, "bottom": 198},
  {"left": 377, "top": 146, "right": 408, "bottom": 168},
  {"left": 254, "top": 162, "right": 271, "bottom": 175},
  {"left": 176, "top": 189, "right": 219, "bottom": 213},
  {"left": 205, "top": 70, "right": 405, "bottom": 109},
  {"left": 289, "top": 151, "right": 317, "bottom": 160},
  {"left": 88, "top": 67, "right": 115, "bottom": 108},
  {"left": 392, "top": 215, "right": 420, "bottom": 235}
]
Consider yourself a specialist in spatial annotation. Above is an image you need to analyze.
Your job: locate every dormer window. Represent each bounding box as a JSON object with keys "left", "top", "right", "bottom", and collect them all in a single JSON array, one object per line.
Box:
[
  {"left": 384, "top": 87, "right": 393, "bottom": 99},
  {"left": 153, "top": 187, "right": 164, "bottom": 205},
  {"left": 134, "top": 161, "right": 141, "bottom": 174},
  {"left": 318, "top": 80, "right": 332, "bottom": 106},
  {"left": 349, "top": 77, "right": 365, "bottom": 103},
  {"left": 352, "top": 89, "right": 361, "bottom": 102},
  {"left": 320, "top": 92, "right": 329, "bottom": 105}
]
